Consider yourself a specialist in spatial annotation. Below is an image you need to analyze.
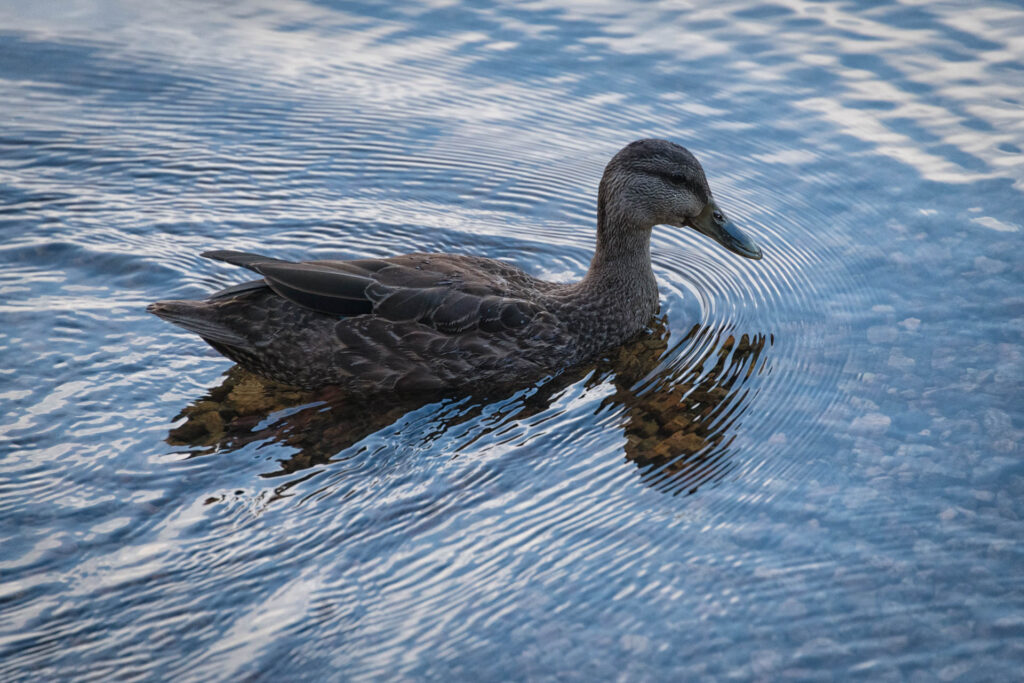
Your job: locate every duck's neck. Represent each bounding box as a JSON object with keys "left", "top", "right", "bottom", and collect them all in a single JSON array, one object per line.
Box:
[
  {"left": 583, "top": 186, "right": 655, "bottom": 279},
  {"left": 577, "top": 189, "right": 659, "bottom": 319}
]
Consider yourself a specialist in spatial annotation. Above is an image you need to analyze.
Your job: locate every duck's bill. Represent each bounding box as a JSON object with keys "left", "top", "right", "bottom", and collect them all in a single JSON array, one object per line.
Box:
[{"left": 688, "top": 201, "right": 763, "bottom": 260}]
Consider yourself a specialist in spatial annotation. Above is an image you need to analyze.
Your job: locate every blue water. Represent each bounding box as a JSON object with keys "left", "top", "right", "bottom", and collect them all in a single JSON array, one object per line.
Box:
[{"left": 1, "top": 0, "right": 1022, "bottom": 679}]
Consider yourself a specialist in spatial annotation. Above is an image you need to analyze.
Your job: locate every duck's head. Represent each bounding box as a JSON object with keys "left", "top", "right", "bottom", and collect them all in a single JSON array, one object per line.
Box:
[{"left": 600, "top": 139, "right": 762, "bottom": 260}]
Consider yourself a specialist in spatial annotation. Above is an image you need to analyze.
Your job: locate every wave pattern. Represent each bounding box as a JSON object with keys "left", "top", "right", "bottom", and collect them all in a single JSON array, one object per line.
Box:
[{"left": 1, "top": 0, "right": 1022, "bottom": 679}]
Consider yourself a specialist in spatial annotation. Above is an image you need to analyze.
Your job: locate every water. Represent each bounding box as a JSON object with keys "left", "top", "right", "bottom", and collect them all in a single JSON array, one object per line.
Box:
[{"left": 1, "top": 0, "right": 1021, "bottom": 678}]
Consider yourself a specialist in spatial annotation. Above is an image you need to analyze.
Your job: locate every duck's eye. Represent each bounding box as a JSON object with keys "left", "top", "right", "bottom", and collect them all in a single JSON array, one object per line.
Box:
[
  {"left": 668, "top": 173, "right": 687, "bottom": 185},
  {"left": 712, "top": 209, "right": 724, "bottom": 222}
]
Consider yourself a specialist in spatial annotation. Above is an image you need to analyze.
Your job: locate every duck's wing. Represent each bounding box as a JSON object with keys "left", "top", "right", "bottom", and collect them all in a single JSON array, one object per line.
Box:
[{"left": 201, "top": 250, "right": 540, "bottom": 334}]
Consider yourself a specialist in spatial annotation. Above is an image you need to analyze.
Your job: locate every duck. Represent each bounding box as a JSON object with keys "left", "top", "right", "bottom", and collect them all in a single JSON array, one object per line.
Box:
[{"left": 148, "top": 139, "right": 762, "bottom": 392}]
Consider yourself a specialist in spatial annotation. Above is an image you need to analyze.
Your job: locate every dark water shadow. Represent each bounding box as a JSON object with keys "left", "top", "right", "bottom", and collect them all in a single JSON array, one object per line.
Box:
[{"left": 167, "top": 317, "right": 771, "bottom": 496}]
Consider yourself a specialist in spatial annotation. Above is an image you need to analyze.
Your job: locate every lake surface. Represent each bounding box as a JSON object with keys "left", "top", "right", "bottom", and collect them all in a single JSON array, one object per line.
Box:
[{"left": 1, "top": 0, "right": 1022, "bottom": 679}]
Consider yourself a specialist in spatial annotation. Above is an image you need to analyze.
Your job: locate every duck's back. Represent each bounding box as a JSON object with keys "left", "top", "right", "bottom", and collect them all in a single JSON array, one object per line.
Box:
[{"left": 149, "top": 251, "right": 577, "bottom": 392}]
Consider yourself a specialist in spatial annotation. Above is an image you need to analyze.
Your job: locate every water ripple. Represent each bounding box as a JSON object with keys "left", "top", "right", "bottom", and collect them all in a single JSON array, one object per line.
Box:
[{"left": 1, "top": 0, "right": 1022, "bottom": 679}]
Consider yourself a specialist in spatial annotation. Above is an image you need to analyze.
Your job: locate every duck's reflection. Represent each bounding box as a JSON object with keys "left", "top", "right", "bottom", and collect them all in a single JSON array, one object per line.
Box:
[
  {"left": 602, "top": 323, "right": 771, "bottom": 495},
  {"left": 167, "top": 317, "right": 771, "bottom": 496}
]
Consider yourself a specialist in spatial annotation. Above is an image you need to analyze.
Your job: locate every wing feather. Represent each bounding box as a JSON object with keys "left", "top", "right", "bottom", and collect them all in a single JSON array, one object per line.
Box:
[{"left": 202, "top": 250, "right": 541, "bottom": 334}]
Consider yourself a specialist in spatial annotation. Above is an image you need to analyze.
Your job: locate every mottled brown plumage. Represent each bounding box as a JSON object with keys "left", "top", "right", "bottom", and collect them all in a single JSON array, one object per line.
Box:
[{"left": 148, "top": 139, "right": 762, "bottom": 392}]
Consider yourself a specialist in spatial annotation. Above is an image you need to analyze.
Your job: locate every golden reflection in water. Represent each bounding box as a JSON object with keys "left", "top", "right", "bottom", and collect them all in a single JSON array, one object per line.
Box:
[
  {"left": 603, "top": 323, "right": 772, "bottom": 495},
  {"left": 167, "top": 317, "right": 771, "bottom": 496}
]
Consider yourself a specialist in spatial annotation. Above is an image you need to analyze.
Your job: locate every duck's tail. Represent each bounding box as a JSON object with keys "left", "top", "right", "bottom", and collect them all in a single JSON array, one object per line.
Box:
[{"left": 147, "top": 300, "right": 255, "bottom": 352}]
